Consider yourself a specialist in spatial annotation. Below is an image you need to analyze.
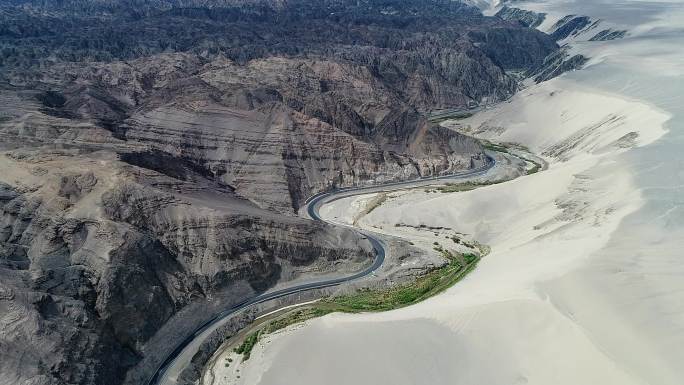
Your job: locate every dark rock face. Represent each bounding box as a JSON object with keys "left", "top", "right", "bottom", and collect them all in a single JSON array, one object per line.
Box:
[
  {"left": 549, "top": 15, "right": 592, "bottom": 41},
  {"left": 494, "top": 6, "right": 595, "bottom": 83},
  {"left": 590, "top": 29, "right": 627, "bottom": 41},
  {"left": 0, "top": 1, "right": 560, "bottom": 384},
  {"left": 495, "top": 6, "right": 547, "bottom": 28},
  {"left": 527, "top": 47, "right": 589, "bottom": 83}
]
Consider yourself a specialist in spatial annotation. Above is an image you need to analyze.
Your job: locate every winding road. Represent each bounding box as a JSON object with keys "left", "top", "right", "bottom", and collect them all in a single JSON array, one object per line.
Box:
[{"left": 149, "top": 156, "right": 495, "bottom": 385}]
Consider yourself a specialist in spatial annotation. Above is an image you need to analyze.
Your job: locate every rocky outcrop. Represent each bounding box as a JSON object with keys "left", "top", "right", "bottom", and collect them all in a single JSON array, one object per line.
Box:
[
  {"left": 495, "top": 6, "right": 546, "bottom": 28},
  {"left": 527, "top": 47, "right": 589, "bottom": 83},
  {"left": 590, "top": 29, "right": 627, "bottom": 41},
  {"left": 549, "top": 15, "right": 593, "bottom": 41},
  {"left": 493, "top": 6, "right": 595, "bottom": 83}
]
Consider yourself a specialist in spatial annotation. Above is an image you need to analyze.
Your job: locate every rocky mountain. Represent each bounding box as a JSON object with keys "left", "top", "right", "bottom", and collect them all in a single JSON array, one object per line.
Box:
[
  {"left": 0, "top": 147, "right": 370, "bottom": 385},
  {"left": 494, "top": 5, "right": 598, "bottom": 82},
  {"left": 0, "top": 1, "right": 560, "bottom": 384},
  {"left": 1, "top": 0, "right": 559, "bottom": 212},
  {"left": 496, "top": 5, "right": 547, "bottom": 28}
]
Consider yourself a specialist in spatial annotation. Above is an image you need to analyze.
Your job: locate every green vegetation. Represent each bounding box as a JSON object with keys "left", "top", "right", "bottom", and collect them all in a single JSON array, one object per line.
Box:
[
  {"left": 263, "top": 307, "right": 335, "bottom": 335},
  {"left": 233, "top": 330, "right": 261, "bottom": 360},
  {"left": 482, "top": 141, "right": 511, "bottom": 154},
  {"left": 331, "top": 268, "right": 466, "bottom": 311},
  {"left": 482, "top": 139, "right": 533, "bottom": 154},
  {"left": 321, "top": 250, "right": 478, "bottom": 312},
  {"left": 231, "top": 246, "right": 482, "bottom": 362},
  {"left": 434, "top": 180, "right": 504, "bottom": 193}
]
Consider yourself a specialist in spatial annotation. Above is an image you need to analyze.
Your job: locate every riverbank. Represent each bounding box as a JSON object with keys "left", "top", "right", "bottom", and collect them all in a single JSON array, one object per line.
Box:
[{"left": 204, "top": 248, "right": 482, "bottom": 384}]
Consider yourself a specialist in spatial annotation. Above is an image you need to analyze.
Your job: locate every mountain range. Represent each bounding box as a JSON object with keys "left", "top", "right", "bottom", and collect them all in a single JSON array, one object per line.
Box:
[{"left": 0, "top": 1, "right": 559, "bottom": 384}]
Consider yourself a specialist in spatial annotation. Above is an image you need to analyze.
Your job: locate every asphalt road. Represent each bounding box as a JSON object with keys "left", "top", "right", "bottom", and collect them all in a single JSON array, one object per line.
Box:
[{"left": 149, "top": 156, "right": 495, "bottom": 385}]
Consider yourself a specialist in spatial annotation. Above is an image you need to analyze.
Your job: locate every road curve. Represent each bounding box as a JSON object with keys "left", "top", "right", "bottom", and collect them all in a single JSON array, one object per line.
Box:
[{"left": 149, "top": 156, "right": 495, "bottom": 385}]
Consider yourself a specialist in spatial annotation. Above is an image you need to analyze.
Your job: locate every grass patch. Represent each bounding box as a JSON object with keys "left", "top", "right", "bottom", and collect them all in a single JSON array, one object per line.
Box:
[
  {"left": 482, "top": 141, "right": 511, "bottom": 154},
  {"left": 233, "top": 330, "right": 261, "bottom": 360},
  {"left": 433, "top": 180, "right": 503, "bottom": 193},
  {"left": 324, "top": 251, "right": 478, "bottom": 313},
  {"left": 231, "top": 248, "right": 482, "bottom": 362},
  {"left": 482, "top": 140, "right": 532, "bottom": 153},
  {"left": 263, "top": 307, "right": 335, "bottom": 334}
]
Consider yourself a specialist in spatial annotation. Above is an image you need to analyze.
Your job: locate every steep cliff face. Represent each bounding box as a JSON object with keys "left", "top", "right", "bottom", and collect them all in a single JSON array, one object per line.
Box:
[{"left": 0, "top": 1, "right": 560, "bottom": 384}]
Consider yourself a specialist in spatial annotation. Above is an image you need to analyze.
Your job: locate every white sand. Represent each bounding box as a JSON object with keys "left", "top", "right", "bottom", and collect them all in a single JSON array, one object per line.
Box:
[{"left": 205, "top": 2, "right": 684, "bottom": 385}]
